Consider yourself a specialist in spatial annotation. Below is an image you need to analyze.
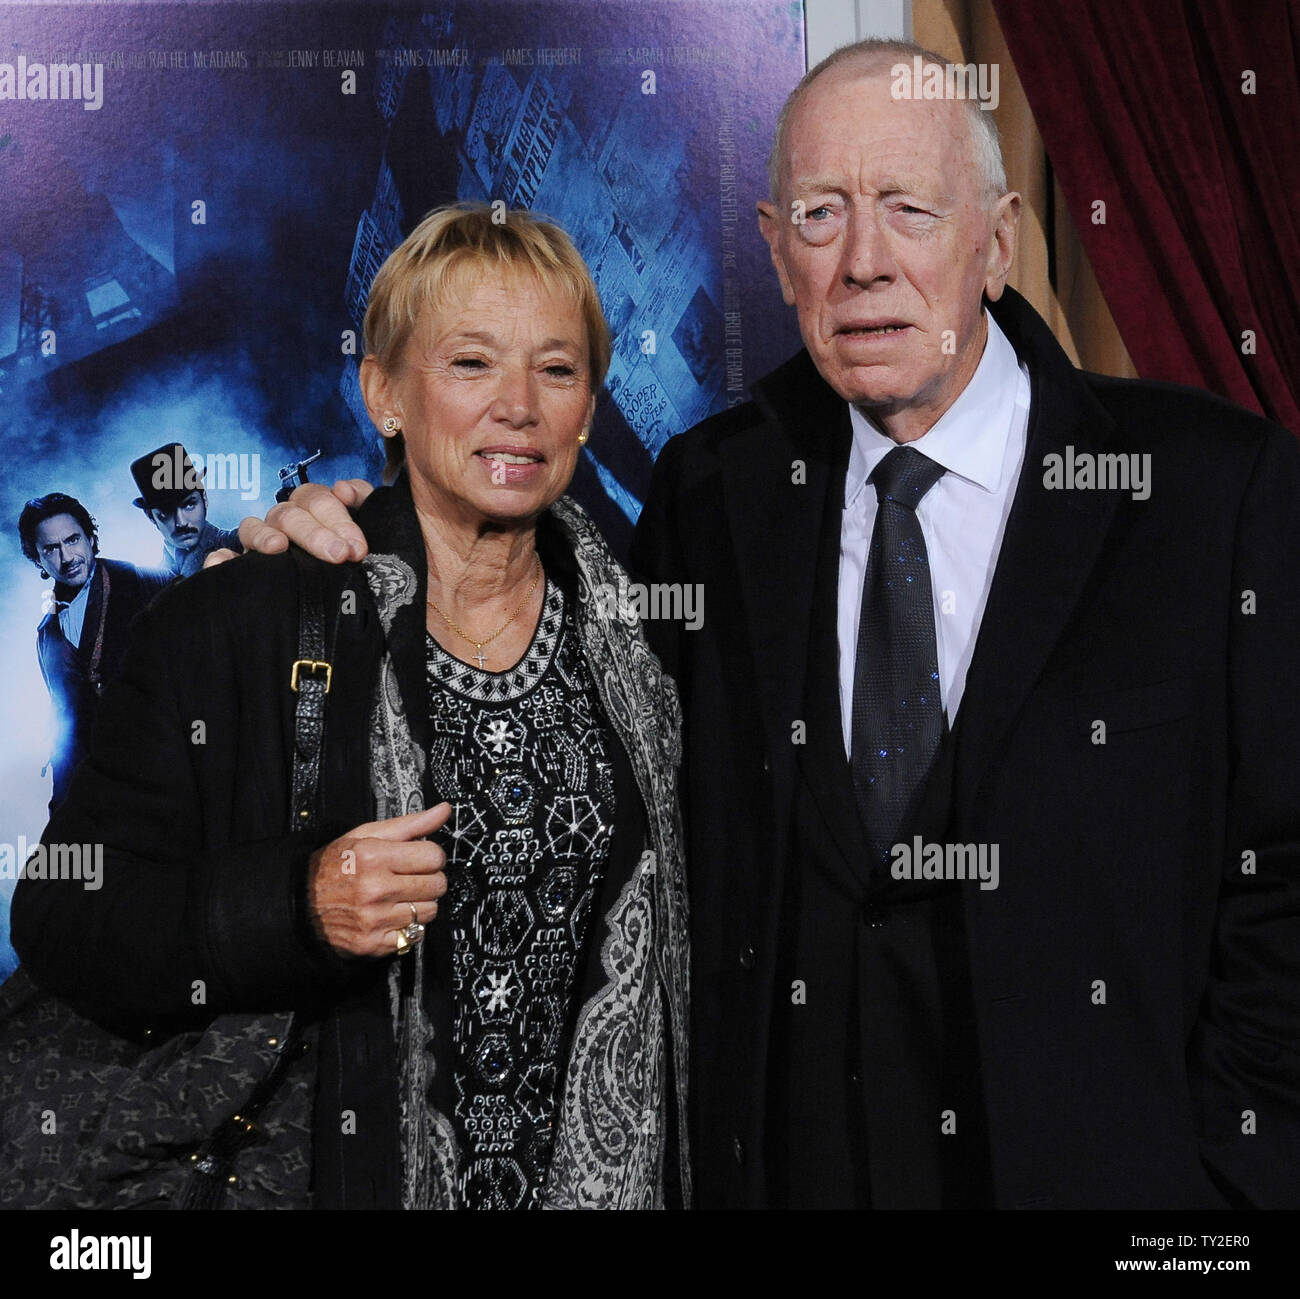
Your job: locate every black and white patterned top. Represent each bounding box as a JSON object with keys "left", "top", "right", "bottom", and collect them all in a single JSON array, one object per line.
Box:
[{"left": 425, "top": 574, "right": 616, "bottom": 1209}]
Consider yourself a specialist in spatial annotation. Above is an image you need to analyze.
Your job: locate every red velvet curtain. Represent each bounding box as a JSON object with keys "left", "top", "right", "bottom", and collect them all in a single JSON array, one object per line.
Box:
[{"left": 993, "top": 0, "right": 1300, "bottom": 433}]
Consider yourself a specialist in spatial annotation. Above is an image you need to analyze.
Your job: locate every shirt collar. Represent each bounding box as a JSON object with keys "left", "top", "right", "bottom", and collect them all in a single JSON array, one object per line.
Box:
[
  {"left": 59, "top": 568, "right": 94, "bottom": 606},
  {"left": 845, "top": 309, "right": 1022, "bottom": 508}
]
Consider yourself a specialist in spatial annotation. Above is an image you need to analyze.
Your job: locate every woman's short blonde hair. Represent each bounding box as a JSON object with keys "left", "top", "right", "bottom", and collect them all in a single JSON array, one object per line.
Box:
[{"left": 362, "top": 203, "right": 610, "bottom": 479}]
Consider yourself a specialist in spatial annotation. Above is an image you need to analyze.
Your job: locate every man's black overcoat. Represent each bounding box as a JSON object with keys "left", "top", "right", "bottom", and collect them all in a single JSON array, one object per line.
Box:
[{"left": 632, "top": 287, "right": 1300, "bottom": 1209}]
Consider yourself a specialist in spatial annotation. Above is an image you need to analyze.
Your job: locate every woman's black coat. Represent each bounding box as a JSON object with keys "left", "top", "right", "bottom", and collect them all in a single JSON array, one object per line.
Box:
[{"left": 11, "top": 477, "right": 656, "bottom": 1207}]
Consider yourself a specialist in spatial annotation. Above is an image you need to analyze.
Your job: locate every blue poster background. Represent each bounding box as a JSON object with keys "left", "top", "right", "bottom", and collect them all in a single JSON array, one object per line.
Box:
[{"left": 0, "top": 0, "right": 807, "bottom": 976}]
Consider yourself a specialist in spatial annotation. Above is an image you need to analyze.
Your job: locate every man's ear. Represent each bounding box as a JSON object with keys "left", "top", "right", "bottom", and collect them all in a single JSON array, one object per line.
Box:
[
  {"left": 359, "top": 355, "right": 400, "bottom": 436},
  {"left": 757, "top": 200, "right": 797, "bottom": 307},
  {"left": 983, "top": 191, "right": 1021, "bottom": 303}
]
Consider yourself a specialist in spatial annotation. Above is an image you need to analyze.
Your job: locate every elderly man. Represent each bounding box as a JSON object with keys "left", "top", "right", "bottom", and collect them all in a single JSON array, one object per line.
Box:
[{"left": 237, "top": 39, "right": 1299, "bottom": 1210}]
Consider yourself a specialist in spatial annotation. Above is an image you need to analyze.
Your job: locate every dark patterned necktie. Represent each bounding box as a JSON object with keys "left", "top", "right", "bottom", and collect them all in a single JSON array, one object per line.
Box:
[{"left": 851, "top": 445, "right": 947, "bottom": 872}]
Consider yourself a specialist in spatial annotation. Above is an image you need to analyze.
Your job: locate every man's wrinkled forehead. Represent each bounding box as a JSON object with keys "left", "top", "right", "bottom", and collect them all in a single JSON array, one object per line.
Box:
[{"left": 782, "top": 66, "right": 978, "bottom": 199}]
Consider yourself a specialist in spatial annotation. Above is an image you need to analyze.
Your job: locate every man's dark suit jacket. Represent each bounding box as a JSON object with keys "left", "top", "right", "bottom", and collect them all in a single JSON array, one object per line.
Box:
[
  {"left": 35, "top": 557, "right": 169, "bottom": 811},
  {"left": 631, "top": 286, "right": 1300, "bottom": 1209}
]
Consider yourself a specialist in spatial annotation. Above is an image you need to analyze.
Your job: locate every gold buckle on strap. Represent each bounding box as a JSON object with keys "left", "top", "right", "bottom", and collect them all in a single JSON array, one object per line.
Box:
[{"left": 290, "top": 659, "right": 332, "bottom": 693}]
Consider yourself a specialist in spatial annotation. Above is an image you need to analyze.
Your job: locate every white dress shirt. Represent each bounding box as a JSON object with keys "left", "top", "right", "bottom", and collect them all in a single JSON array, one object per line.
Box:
[{"left": 838, "top": 311, "right": 1031, "bottom": 756}]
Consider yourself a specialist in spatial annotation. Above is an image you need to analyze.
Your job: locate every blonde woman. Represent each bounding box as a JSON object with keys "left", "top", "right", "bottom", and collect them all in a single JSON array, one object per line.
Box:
[{"left": 8, "top": 205, "right": 688, "bottom": 1211}]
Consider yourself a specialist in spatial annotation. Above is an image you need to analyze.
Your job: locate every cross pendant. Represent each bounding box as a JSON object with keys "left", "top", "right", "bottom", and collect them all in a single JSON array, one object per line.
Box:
[{"left": 475, "top": 648, "right": 486, "bottom": 669}]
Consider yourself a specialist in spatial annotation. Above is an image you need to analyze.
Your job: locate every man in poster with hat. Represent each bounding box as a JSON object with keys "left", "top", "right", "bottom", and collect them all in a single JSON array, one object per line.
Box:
[{"left": 130, "top": 442, "right": 243, "bottom": 578}]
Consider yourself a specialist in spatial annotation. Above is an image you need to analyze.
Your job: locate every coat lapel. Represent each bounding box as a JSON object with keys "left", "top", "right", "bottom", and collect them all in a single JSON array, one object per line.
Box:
[
  {"left": 950, "top": 289, "right": 1123, "bottom": 825},
  {"left": 724, "top": 351, "right": 868, "bottom": 877},
  {"left": 75, "top": 562, "right": 107, "bottom": 667},
  {"left": 722, "top": 353, "right": 830, "bottom": 774},
  {"left": 797, "top": 412, "right": 877, "bottom": 890}
]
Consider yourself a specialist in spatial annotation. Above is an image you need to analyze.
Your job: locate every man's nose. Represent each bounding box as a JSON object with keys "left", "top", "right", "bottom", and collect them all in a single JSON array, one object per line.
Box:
[{"left": 841, "top": 208, "right": 895, "bottom": 288}]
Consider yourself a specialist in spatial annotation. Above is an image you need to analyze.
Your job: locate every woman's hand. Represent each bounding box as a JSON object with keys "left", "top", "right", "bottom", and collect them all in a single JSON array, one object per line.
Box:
[{"left": 308, "top": 803, "right": 451, "bottom": 958}]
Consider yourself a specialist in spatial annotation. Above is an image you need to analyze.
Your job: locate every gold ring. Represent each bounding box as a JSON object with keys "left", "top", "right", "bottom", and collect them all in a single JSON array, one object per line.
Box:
[{"left": 395, "top": 929, "right": 411, "bottom": 956}]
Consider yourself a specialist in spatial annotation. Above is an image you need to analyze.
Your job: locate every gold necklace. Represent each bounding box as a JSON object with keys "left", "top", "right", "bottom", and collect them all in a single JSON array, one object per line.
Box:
[{"left": 426, "top": 556, "right": 543, "bottom": 669}]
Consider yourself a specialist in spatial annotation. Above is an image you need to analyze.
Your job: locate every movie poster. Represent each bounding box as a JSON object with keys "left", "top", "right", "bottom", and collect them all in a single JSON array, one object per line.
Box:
[{"left": 0, "top": 0, "right": 807, "bottom": 976}]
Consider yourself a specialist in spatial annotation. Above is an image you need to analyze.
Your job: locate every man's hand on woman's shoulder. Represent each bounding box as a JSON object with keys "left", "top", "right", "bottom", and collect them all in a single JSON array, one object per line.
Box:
[{"left": 203, "top": 478, "right": 376, "bottom": 569}]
